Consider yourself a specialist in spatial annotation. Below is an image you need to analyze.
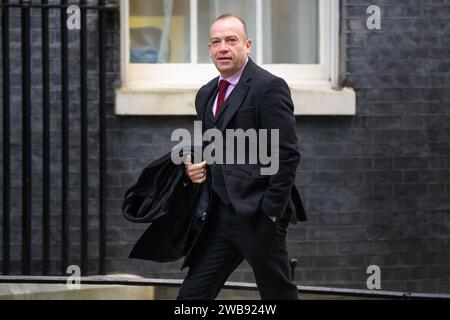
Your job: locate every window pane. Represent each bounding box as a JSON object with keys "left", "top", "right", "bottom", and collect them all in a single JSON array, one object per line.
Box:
[
  {"left": 129, "top": 0, "right": 190, "bottom": 63},
  {"left": 197, "top": 0, "right": 257, "bottom": 64},
  {"left": 263, "top": 0, "right": 319, "bottom": 64}
]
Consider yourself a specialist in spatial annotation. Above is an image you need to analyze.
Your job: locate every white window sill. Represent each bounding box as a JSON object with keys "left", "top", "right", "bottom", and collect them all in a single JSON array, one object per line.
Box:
[{"left": 114, "top": 85, "right": 356, "bottom": 116}]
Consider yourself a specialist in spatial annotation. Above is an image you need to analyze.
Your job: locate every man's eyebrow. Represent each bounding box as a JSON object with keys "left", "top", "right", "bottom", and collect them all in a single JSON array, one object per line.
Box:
[{"left": 209, "top": 35, "right": 239, "bottom": 41}]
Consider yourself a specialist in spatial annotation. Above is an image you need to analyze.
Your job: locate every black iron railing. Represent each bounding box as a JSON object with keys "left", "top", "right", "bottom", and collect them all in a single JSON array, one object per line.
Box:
[{"left": 1, "top": 0, "right": 118, "bottom": 276}]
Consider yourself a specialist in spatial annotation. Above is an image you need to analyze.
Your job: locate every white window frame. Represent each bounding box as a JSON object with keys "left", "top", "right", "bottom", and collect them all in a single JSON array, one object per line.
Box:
[{"left": 116, "top": 0, "right": 356, "bottom": 115}]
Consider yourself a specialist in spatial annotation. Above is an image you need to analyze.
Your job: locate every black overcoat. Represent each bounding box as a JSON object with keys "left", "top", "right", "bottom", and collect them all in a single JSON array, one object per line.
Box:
[{"left": 123, "top": 150, "right": 213, "bottom": 269}]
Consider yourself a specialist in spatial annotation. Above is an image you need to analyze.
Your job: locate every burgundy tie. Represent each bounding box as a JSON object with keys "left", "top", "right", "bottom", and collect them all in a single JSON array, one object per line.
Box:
[{"left": 214, "top": 80, "right": 230, "bottom": 120}]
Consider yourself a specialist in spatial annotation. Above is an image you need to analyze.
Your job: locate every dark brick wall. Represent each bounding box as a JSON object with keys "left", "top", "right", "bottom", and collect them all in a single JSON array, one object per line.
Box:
[
  {"left": 1, "top": 0, "right": 449, "bottom": 294},
  {"left": 326, "top": 0, "right": 450, "bottom": 292}
]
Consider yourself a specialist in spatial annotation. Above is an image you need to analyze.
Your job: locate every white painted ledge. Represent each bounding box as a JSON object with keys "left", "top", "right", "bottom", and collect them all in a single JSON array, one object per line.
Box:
[{"left": 114, "top": 86, "right": 356, "bottom": 116}]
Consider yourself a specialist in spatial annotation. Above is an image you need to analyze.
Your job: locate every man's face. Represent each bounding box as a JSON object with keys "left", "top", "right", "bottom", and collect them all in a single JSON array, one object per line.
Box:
[{"left": 209, "top": 17, "right": 252, "bottom": 78}]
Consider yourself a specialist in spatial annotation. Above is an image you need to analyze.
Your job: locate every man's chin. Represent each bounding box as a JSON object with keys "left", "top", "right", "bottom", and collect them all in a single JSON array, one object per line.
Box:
[
  {"left": 217, "top": 66, "right": 235, "bottom": 77},
  {"left": 218, "top": 63, "right": 232, "bottom": 70}
]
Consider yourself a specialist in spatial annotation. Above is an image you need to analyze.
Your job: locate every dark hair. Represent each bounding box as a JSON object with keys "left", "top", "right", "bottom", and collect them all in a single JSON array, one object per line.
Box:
[{"left": 213, "top": 14, "right": 248, "bottom": 40}]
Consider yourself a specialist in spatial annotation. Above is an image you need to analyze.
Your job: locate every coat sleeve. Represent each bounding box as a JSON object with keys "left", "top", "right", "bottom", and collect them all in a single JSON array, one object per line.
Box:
[{"left": 259, "top": 77, "right": 301, "bottom": 219}]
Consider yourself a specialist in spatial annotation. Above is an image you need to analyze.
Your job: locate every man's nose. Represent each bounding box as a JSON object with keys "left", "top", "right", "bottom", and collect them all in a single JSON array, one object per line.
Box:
[{"left": 219, "top": 40, "right": 229, "bottom": 52}]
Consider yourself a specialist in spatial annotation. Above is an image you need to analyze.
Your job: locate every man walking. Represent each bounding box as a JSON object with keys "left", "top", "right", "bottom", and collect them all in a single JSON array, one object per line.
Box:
[{"left": 179, "top": 14, "right": 306, "bottom": 300}]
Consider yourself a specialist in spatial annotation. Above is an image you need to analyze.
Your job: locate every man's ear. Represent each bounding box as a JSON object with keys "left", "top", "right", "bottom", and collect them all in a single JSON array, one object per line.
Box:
[{"left": 246, "top": 39, "right": 253, "bottom": 50}]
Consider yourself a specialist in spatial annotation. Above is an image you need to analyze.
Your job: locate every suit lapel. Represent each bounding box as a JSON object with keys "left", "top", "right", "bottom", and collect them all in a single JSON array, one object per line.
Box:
[
  {"left": 215, "top": 83, "right": 249, "bottom": 131},
  {"left": 205, "top": 88, "right": 218, "bottom": 126},
  {"left": 196, "top": 77, "right": 218, "bottom": 123},
  {"left": 215, "top": 58, "right": 256, "bottom": 131}
]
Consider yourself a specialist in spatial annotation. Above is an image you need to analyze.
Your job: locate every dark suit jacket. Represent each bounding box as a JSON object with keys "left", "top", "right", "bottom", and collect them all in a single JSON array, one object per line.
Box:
[{"left": 195, "top": 58, "right": 307, "bottom": 222}]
